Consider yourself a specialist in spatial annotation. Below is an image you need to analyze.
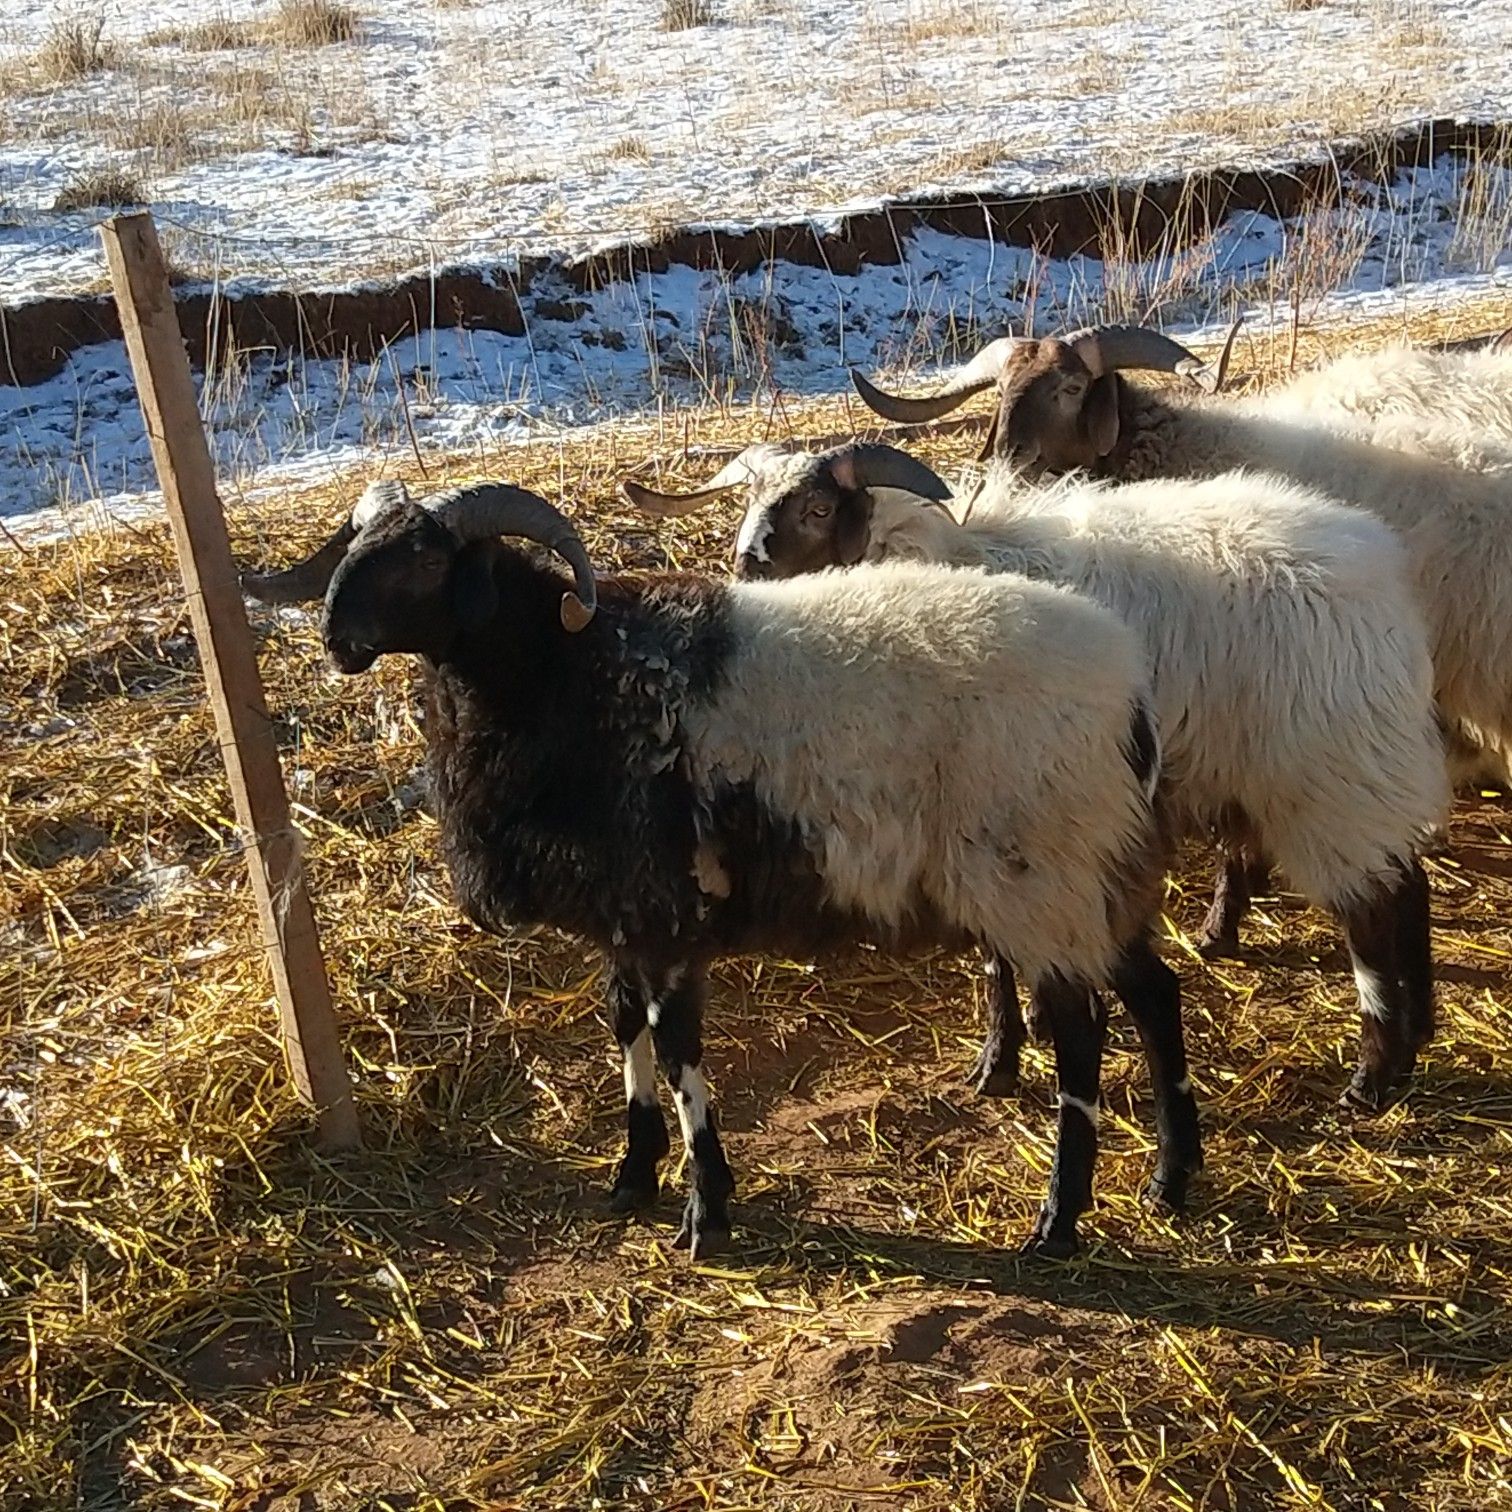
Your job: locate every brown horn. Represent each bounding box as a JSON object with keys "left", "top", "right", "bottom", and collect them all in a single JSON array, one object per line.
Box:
[
  {"left": 824, "top": 442, "right": 953, "bottom": 501},
  {"left": 1493, "top": 327, "right": 1512, "bottom": 355},
  {"left": 620, "top": 443, "right": 792, "bottom": 517},
  {"left": 849, "top": 336, "right": 1025, "bottom": 423},
  {"left": 240, "top": 518, "right": 359, "bottom": 603},
  {"left": 428, "top": 483, "right": 598, "bottom": 631},
  {"left": 239, "top": 478, "right": 414, "bottom": 603},
  {"left": 1068, "top": 324, "right": 1222, "bottom": 392}
]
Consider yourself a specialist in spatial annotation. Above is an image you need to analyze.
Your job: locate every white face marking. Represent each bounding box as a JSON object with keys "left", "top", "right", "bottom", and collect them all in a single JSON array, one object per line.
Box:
[
  {"left": 1056, "top": 1091, "right": 1101, "bottom": 1130},
  {"left": 352, "top": 479, "right": 409, "bottom": 528},
  {"left": 622, "top": 1028, "right": 657, "bottom": 1106},
  {"left": 1173, "top": 1076, "right": 1192, "bottom": 1096},
  {"left": 1353, "top": 964, "right": 1395, "bottom": 1023},
  {"left": 734, "top": 506, "right": 774, "bottom": 565},
  {"left": 673, "top": 1067, "right": 711, "bottom": 1149}
]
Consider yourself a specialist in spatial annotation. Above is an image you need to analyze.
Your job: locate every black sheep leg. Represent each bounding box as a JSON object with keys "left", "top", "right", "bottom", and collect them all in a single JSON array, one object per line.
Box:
[
  {"left": 1111, "top": 937, "right": 1202, "bottom": 1213},
  {"left": 1022, "top": 975, "right": 1107, "bottom": 1259},
  {"left": 965, "top": 952, "right": 1028, "bottom": 1097},
  {"left": 1394, "top": 857, "right": 1435, "bottom": 1052},
  {"left": 1197, "top": 842, "right": 1271, "bottom": 959},
  {"left": 606, "top": 965, "right": 670, "bottom": 1214},
  {"left": 648, "top": 967, "right": 735, "bottom": 1260},
  {"left": 1339, "top": 871, "right": 1422, "bottom": 1112}
]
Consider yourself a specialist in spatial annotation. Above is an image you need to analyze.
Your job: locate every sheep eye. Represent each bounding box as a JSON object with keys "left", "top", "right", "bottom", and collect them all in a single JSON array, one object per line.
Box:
[{"left": 808, "top": 504, "right": 833, "bottom": 520}]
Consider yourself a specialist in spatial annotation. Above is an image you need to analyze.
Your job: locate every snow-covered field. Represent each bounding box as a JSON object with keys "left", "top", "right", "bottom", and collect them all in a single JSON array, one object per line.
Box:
[
  {"left": 2, "top": 0, "right": 1511, "bottom": 536},
  {"left": 3, "top": 0, "right": 1510, "bottom": 297}
]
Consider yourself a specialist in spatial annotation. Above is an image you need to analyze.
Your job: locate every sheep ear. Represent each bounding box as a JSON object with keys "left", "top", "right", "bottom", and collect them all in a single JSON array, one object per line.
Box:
[
  {"left": 1084, "top": 375, "right": 1121, "bottom": 457},
  {"left": 835, "top": 492, "right": 874, "bottom": 566},
  {"left": 452, "top": 551, "right": 499, "bottom": 630}
]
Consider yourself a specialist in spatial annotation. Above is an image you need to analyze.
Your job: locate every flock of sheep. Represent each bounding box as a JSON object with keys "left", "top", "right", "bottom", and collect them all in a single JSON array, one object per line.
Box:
[{"left": 240, "top": 320, "right": 1512, "bottom": 1263}]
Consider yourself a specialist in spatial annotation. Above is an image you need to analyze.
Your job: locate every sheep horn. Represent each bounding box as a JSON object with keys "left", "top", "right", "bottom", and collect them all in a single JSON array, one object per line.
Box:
[
  {"left": 824, "top": 443, "right": 953, "bottom": 501},
  {"left": 239, "top": 479, "right": 412, "bottom": 604},
  {"left": 849, "top": 336, "right": 1025, "bottom": 423},
  {"left": 428, "top": 483, "right": 597, "bottom": 631},
  {"left": 620, "top": 443, "right": 792, "bottom": 516},
  {"left": 1067, "top": 324, "right": 1224, "bottom": 393}
]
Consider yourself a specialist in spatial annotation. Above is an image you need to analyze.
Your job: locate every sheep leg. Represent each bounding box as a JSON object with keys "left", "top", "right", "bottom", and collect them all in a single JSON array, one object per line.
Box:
[
  {"left": 966, "top": 952, "right": 1028, "bottom": 1097},
  {"left": 1111, "top": 936, "right": 1202, "bottom": 1214},
  {"left": 1021, "top": 975, "right": 1107, "bottom": 1260},
  {"left": 1393, "top": 857, "right": 1435, "bottom": 1051},
  {"left": 648, "top": 967, "right": 735, "bottom": 1261},
  {"left": 1339, "top": 879, "right": 1421, "bottom": 1112},
  {"left": 606, "top": 966, "right": 671, "bottom": 1215},
  {"left": 1196, "top": 843, "right": 1270, "bottom": 959}
]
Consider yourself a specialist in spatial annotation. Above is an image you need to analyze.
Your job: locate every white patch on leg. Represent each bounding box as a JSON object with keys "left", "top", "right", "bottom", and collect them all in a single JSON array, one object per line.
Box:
[
  {"left": 623, "top": 1029, "right": 657, "bottom": 1106},
  {"left": 647, "top": 998, "right": 662, "bottom": 1028},
  {"left": 1173, "top": 1076, "right": 1192, "bottom": 1096},
  {"left": 734, "top": 507, "right": 774, "bottom": 566},
  {"left": 674, "top": 1066, "right": 711, "bottom": 1149},
  {"left": 1056, "top": 1091, "right": 1100, "bottom": 1130},
  {"left": 1354, "top": 963, "right": 1394, "bottom": 1022},
  {"left": 983, "top": 957, "right": 1000, "bottom": 979}
]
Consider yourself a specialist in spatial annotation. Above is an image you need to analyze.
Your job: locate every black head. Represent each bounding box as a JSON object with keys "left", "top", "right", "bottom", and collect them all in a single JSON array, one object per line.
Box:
[
  {"left": 240, "top": 479, "right": 599, "bottom": 674},
  {"left": 322, "top": 498, "right": 485, "bottom": 673}
]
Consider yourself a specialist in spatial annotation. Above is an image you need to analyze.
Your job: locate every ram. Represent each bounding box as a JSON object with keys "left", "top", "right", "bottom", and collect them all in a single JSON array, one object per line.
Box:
[
  {"left": 241, "top": 478, "right": 1192, "bottom": 1261},
  {"left": 626, "top": 443, "right": 1448, "bottom": 1114},
  {"left": 852, "top": 324, "right": 1512, "bottom": 944}
]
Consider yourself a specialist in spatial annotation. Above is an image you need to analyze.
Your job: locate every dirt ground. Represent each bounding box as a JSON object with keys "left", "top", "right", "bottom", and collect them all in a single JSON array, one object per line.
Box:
[{"left": 5, "top": 308, "right": 1512, "bottom": 1509}]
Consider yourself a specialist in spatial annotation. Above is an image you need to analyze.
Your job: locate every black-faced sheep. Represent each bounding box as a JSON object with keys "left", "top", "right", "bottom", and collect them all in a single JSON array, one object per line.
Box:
[
  {"left": 242, "top": 480, "right": 1193, "bottom": 1260},
  {"left": 851, "top": 324, "right": 1512, "bottom": 947},
  {"left": 625, "top": 444, "right": 1449, "bottom": 1115}
]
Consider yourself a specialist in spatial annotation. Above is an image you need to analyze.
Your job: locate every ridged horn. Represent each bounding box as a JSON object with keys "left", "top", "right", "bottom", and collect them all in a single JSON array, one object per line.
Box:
[
  {"left": 240, "top": 478, "right": 412, "bottom": 604},
  {"left": 240, "top": 518, "right": 359, "bottom": 604},
  {"left": 428, "top": 483, "right": 597, "bottom": 631},
  {"left": 1068, "top": 324, "right": 1223, "bottom": 392},
  {"left": 825, "top": 442, "right": 953, "bottom": 501},
  {"left": 620, "top": 443, "right": 792, "bottom": 517},
  {"left": 849, "top": 336, "right": 1025, "bottom": 423}
]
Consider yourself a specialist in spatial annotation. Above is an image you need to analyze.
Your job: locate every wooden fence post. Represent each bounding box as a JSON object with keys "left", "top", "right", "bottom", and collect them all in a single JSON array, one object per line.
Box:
[{"left": 101, "top": 211, "right": 361, "bottom": 1151}]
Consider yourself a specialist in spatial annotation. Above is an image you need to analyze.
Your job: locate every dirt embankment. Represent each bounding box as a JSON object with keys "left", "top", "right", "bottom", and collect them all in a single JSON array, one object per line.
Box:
[{"left": 0, "top": 118, "right": 1501, "bottom": 389}]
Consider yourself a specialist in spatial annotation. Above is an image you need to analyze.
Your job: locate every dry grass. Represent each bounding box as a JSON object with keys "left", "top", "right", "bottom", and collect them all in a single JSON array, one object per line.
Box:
[
  {"left": 605, "top": 135, "right": 653, "bottom": 163},
  {"left": 5, "top": 308, "right": 1512, "bottom": 1507},
  {"left": 34, "top": 13, "right": 118, "bottom": 81},
  {"left": 662, "top": 0, "right": 715, "bottom": 30},
  {"left": 146, "top": 0, "right": 361, "bottom": 50},
  {"left": 50, "top": 166, "right": 147, "bottom": 212}
]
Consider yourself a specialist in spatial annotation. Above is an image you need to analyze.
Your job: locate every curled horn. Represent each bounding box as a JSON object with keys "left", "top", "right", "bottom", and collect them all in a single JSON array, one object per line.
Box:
[
  {"left": 1493, "top": 327, "right": 1512, "bottom": 355},
  {"left": 240, "top": 479, "right": 412, "bottom": 604},
  {"left": 1068, "top": 323, "right": 1232, "bottom": 394},
  {"left": 240, "top": 518, "right": 358, "bottom": 604},
  {"left": 620, "top": 443, "right": 791, "bottom": 517},
  {"left": 429, "top": 483, "right": 598, "bottom": 631},
  {"left": 825, "top": 442, "right": 953, "bottom": 501},
  {"left": 849, "top": 336, "right": 1025, "bottom": 423}
]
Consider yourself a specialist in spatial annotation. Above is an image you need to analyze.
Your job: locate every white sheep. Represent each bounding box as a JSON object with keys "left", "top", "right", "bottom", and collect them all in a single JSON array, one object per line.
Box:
[
  {"left": 624, "top": 443, "right": 1449, "bottom": 1117},
  {"left": 241, "top": 479, "right": 1191, "bottom": 1260},
  {"left": 852, "top": 324, "right": 1512, "bottom": 941}
]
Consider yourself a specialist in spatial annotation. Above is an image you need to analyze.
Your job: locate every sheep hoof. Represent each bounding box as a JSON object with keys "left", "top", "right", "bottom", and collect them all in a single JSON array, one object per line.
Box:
[
  {"left": 1339, "top": 1070, "right": 1402, "bottom": 1115},
  {"left": 1143, "top": 1170, "right": 1192, "bottom": 1215},
  {"left": 1020, "top": 1209, "right": 1080, "bottom": 1260},
  {"left": 607, "top": 1175, "right": 659, "bottom": 1215},
  {"left": 1194, "top": 928, "right": 1240, "bottom": 960},
  {"left": 673, "top": 1212, "right": 732, "bottom": 1261},
  {"left": 968, "top": 1061, "right": 1020, "bottom": 1099},
  {"left": 1020, "top": 1230, "right": 1079, "bottom": 1262}
]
